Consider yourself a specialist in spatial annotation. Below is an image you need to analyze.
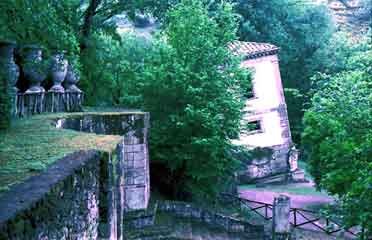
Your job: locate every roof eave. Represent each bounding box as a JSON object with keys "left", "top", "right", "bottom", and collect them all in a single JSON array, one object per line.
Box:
[{"left": 243, "top": 48, "right": 280, "bottom": 60}]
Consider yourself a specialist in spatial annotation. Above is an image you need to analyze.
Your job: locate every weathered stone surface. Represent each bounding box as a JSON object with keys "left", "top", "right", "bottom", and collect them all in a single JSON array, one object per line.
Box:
[
  {"left": 0, "top": 112, "right": 151, "bottom": 240},
  {"left": 58, "top": 113, "right": 151, "bottom": 238},
  {"left": 0, "top": 40, "right": 19, "bottom": 117},
  {"left": 238, "top": 144, "right": 293, "bottom": 182},
  {"left": 273, "top": 195, "right": 291, "bottom": 240},
  {"left": 290, "top": 169, "right": 305, "bottom": 182},
  {"left": 232, "top": 46, "right": 298, "bottom": 183},
  {"left": 22, "top": 45, "right": 46, "bottom": 94},
  {"left": 16, "top": 91, "right": 84, "bottom": 117},
  {"left": 0, "top": 150, "right": 102, "bottom": 240},
  {"left": 157, "top": 201, "right": 265, "bottom": 239},
  {"left": 64, "top": 64, "right": 82, "bottom": 93},
  {"left": 49, "top": 51, "right": 68, "bottom": 93},
  {"left": 123, "top": 203, "right": 157, "bottom": 229}
]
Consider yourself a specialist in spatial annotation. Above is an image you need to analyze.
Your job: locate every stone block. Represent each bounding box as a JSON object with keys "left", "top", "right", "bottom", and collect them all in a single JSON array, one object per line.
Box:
[
  {"left": 291, "top": 169, "right": 305, "bottom": 182},
  {"left": 124, "top": 185, "right": 148, "bottom": 211}
]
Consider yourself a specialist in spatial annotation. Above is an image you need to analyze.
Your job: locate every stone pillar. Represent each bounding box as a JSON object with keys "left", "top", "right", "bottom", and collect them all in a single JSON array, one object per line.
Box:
[{"left": 272, "top": 195, "right": 291, "bottom": 240}]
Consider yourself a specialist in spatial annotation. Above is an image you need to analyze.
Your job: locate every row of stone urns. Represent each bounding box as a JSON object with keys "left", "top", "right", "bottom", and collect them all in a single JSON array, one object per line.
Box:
[{"left": 0, "top": 40, "right": 81, "bottom": 94}]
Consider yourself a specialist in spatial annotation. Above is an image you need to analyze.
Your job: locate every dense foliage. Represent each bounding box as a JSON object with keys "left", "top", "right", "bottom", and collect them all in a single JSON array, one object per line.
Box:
[
  {"left": 302, "top": 40, "right": 372, "bottom": 235},
  {"left": 79, "top": 33, "right": 153, "bottom": 105},
  {"left": 0, "top": 0, "right": 79, "bottom": 53},
  {"left": 0, "top": 1, "right": 371, "bottom": 230},
  {"left": 0, "top": 75, "right": 11, "bottom": 130},
  {"left": 119, "top": 0, "right": 250, "bottom": 199}
]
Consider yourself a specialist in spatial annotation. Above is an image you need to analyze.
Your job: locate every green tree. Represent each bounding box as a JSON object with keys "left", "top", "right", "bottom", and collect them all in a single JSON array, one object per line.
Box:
[
  {"left": 0, "top": 0, "right": 160, "bottom": 106},
  {"left": 79, "top": 32, "right": 152, "bottom": 105},
  {"left": 0, "top": 0, "right": 79, "bottom": 53},
  {"left": 120, "top": 0, "right": 250, "bottom": 200},
  {"left": 302, "top": 43, "right": 372, "bottom": 235}
]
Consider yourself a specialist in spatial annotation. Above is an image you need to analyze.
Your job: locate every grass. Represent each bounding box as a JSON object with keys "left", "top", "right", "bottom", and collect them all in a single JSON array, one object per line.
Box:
[
  {"left": 0, "top": 111, "right": 145, "bottom": 194},
  {"left": 239, "top": 184, "right": 329, "bottom": 197}
]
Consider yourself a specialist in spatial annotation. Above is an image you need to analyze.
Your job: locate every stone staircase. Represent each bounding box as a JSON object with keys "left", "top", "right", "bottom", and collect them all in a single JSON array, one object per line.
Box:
[{"left": 123, "top": 201, "right": 267, "bottom": 240}]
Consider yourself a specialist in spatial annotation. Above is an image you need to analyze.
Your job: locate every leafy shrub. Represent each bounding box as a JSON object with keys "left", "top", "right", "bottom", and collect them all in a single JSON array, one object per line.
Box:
[{"left": 302, "top": 43, "right": 372, "bottom": 235}]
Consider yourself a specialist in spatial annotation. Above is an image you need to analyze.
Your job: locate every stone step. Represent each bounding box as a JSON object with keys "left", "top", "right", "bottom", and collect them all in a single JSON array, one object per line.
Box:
[{"left": 123, "top": 202, "right": 158, "bottom": 229}]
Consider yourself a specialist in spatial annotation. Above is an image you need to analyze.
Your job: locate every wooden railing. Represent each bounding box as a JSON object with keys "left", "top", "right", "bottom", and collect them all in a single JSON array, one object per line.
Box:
[{"left": 220, "top": 193, "right": 363, "bottom": 238}]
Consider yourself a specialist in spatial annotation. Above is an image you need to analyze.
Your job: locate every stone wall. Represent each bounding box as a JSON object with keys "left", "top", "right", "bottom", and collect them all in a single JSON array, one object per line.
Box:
[
  {"left": 234, "top": 53, "right": 299, "bottom": 183},
  {"left": 0, "top": 113, "right": 151, "bottom": 240},
  {"left": 56, "top": 113, "right": 151, "bottom": 211},
  {"left": 157, "top": 201, "right": 265, "bottom": 239},
  {"left": 238, "top": 144, "right": 292, "bottom": 182},
  {"left": 0, "top": 151, "right": 102, "bottom": 240}
]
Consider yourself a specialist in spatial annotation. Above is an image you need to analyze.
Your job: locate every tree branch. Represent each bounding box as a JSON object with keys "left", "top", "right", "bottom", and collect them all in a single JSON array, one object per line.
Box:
[{"left": 81, "top": 0, "right": 102, "bottom": 51}]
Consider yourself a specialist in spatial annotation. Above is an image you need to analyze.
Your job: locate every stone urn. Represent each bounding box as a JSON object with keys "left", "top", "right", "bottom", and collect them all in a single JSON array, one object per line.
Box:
[
  {"left": 49, "top": 51, "right": 68, "bottom": 93},
  {"left": 22, "top": 45, "right": 46, "bottom": 93},
  {"left": 64, "top": 64, "right": 82, "bottom": 93},
  {"left": 0, "top": 40, "right": 20, "bottom": 92}
]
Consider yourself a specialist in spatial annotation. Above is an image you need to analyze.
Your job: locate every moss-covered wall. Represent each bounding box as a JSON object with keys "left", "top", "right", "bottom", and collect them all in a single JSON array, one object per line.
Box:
[
  {"left": 0, "top": 151, "right": 103, "bottom": 240},
  {"left": 56, "top": 113, "right": 151, "bottom": 211},
  {"left": 0, "top": 111, "right": 150, "bottom": 240}
]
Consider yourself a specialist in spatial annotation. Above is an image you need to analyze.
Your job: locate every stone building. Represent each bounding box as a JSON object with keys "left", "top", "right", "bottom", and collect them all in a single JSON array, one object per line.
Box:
[{"left": 229, "top": 41, "right": 301, "bottom": 183}]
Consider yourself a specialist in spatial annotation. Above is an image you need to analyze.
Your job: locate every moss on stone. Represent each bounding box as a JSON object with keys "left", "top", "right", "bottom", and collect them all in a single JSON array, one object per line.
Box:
[{"left": 0, "top": 111, "right": 141, "bottom": 195}]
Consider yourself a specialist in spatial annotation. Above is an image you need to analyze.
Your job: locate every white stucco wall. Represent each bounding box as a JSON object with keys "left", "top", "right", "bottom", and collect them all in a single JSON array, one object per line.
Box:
[
  {"left": 240, "top": 111, "right": 284, "bottom": 147},
  {"left": 233, "top": 54, "right": 289, "bottom": 148}
]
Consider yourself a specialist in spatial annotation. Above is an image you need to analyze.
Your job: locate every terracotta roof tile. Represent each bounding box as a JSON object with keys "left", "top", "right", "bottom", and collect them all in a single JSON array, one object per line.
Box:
[{"left": 228, "top": 41, "right": 279, "bottom": 59}]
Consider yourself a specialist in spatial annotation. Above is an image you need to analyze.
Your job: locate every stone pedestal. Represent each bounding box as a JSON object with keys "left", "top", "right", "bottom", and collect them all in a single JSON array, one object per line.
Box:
[{"left": 272, "top": 195, "right": 291, "bottom": 240}]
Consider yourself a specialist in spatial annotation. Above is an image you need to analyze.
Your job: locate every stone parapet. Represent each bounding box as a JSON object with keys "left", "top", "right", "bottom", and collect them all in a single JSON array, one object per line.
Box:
[
  {"left": 0, "top": 150, "right": 102, "bottom": 240},
  {"left": 0, "top": 112, "right": 151, "bottom": 240}
]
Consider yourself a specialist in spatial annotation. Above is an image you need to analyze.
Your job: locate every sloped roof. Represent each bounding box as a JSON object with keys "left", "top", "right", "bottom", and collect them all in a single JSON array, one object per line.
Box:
[{"left": 228, "top": 41, "right": 279, "bottom": 59}]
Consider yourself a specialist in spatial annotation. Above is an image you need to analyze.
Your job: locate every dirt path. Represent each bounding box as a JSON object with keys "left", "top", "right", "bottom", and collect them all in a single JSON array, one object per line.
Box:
[{"left": 238, "top": 187, "right": 357, "bottom": 239}]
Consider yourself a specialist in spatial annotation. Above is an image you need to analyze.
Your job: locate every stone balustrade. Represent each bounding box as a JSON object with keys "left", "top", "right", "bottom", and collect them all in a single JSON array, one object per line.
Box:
[
  {"left": 0, "top": 41, "right": 83, "bottom": 118},
  {"left": 15, "top": 91, "right": 84, "bottom": 117}
]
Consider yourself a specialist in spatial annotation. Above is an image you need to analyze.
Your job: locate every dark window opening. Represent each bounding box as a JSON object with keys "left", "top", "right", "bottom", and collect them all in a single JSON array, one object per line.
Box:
[
  {"left": 244, "top": 84, "right": 255, "bottom": 99},
  {"left": 244, "top": 120, "right": 262, "bottom": 134}
]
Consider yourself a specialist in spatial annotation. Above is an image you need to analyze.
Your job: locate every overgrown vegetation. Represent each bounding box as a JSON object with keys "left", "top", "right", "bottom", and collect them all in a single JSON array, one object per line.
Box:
[
  {"left": 0, "top": 0, "right": 371, "bottom": 234},
  {"left": 302, "top": 38, "right": 372, "bottom": 235},
  {"left": 120, "top": 0, "right": 250, "bottom": 200}
]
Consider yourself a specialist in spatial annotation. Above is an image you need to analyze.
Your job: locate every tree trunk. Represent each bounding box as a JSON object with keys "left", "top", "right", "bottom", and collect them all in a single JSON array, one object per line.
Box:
[{"left": 80, "top": 0, "right": 102, "bottom": 51}]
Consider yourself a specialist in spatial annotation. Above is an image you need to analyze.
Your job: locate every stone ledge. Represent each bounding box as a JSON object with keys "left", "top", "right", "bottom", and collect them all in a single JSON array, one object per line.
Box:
[{"left": 0, "top": 150, "right": 101, "bottom": 225}]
